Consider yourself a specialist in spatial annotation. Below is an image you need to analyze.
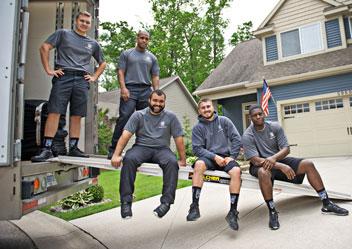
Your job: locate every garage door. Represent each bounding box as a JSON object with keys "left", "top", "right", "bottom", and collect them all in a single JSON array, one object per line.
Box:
[{"left": 282, "top": 96, "right": 352, "bottom": 157}]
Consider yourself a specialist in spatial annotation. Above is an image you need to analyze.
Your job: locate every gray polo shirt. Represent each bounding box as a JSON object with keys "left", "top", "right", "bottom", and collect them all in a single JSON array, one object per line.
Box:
[
  {"left": 192, "top": 113, "right": 241, "bottom": 160},
  {"left": 45, "top": 29, "right": 104, "bottom": 73},
  {"left": 242, "top": 121, "right": 289, "bottom": 160},
  {"left": 124, "top": 107, "right": 183, "bottom": 148},
  {"left": 118, "top": 48, "right": 159, "bottom": 86}
]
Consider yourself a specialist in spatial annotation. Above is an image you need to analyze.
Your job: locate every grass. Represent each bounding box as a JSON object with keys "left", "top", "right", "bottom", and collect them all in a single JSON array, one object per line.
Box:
[{"left": 40, "top": 170, "right": 192, "bottom": 221}]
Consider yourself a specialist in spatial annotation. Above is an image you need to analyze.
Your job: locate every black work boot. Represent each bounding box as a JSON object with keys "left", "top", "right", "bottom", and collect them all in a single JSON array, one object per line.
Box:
[
  {"left": 68, "top": 146, "right": 89, "bottom": 158},
  {"left": 225, "top": 210, "right": 239, "bottom": 230},
  {"left": 186, "top": 203, "right": 200, "bottom": 221},
  {"left": 153, "top": 203, "right": 170, "bottom": 218},
  {"left": 121, "top": 202, "right": 132, "bottom": 219},
  {"left": 322, "top": 201, "right": 349, "bottom": 216},
  {"left": 31, "top": 147, "right": 54, "bottom": 162},
  {"left": 269, "top": 210, "right": 280, "bottom": 230}
]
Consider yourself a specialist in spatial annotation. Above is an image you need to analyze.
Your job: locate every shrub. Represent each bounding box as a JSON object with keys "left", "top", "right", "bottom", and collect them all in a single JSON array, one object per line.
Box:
[{"left": 87, "top": 184, "right": 104, "bottom": 202}]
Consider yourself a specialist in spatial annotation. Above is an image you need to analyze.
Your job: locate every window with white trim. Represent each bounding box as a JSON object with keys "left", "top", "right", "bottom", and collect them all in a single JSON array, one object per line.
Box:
[
  {"left": 281, "top": 23, "right": 323, "bottom": 58},
  {"left": 349, "top": 97, "right": 352, "bottom": 107},
  {"left": 315, "top": 98, "right": 343, "bottom": 111},
  {"left": 284, "top": 103, "right": 310, "bottom": 115}
]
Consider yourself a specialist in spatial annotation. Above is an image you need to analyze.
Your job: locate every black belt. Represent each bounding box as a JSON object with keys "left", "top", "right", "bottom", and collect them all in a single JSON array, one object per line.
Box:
[{"left": 62, "top": 69, "right": 88, "bottom": 76}]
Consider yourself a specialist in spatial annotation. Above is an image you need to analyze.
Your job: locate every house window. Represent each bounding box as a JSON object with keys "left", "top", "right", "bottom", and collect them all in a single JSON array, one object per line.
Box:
[
  {"left": 349, "top": 97, "right": 352, "bottom": 107},
  {"left": 343, "top": 16, "right": 352, "bottom": 39},
  {"left": 315, "top": 98, "right": 343, "bottom": 111},
  {"left": 281, "top": 23, "right": 323, "bottom": 58},
  {"left": 284, "top": 103, "right": 310, "bottom": 115}
]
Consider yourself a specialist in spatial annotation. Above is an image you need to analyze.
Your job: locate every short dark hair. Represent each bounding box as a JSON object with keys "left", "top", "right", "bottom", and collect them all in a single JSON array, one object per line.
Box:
[
  {"left": 76, "top": 11, "right": 91, "bottom": 20},
  {"left": 248, "top": 104, "right": 263, "bottom": 115},
  {"left": 137, "top": 30, "right": 150, "bottom": 38},
  {"left": 197, "top": 98, "right": 212, "bottom": 109},
  {"left": 149, "top": 89, "right": 166, "bottom": 100}
]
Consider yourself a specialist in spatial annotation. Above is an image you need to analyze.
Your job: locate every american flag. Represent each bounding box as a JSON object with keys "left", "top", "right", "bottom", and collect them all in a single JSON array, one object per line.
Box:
[{"left": 261, "top": 79, "right": 272, "bottom": 116}]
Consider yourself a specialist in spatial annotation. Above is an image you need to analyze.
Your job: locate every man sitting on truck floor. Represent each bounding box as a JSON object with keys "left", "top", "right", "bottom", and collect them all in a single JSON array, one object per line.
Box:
[
  {"left": 111, "top": 89, "right": 186, "bottom": 219},
  {"left": 31, "top": 11, "right": 106, "bottom": 162},
  {"left": 186, "top": 98, "right": 242, "bottom": 231},
  {"left": 242, "top": 104, "right": 349, "bottom": 231}
]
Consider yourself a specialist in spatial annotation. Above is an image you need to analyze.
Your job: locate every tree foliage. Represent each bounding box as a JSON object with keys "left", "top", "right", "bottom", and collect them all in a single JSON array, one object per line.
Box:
[{"left": 230, "top": 21, "right": 254, "bottom": 47}]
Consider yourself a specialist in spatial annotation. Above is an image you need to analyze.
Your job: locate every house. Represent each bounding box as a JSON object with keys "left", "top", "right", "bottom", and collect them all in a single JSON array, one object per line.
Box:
[
  {"left": 98, "top": 75, "right": 198, "bottom": 151},
  {"left": 193, "top": 0, "right": 352, "bottom": 158}
]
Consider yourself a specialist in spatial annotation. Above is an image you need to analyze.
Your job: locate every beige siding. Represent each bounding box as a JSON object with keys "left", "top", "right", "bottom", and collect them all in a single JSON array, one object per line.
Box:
[{"left": 268, "top": 0, "right": 330, "bottom": 32}]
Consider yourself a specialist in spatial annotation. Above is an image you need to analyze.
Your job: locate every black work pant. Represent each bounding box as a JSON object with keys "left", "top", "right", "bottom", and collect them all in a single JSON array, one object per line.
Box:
[{"left": 119, "top": 145, "right": 179, "bottom": 204}]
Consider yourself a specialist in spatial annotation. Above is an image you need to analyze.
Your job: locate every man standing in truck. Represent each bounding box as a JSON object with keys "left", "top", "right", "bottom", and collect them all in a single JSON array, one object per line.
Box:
[{"left": 31, "top": 11, "right": 106, "bottom": 162}]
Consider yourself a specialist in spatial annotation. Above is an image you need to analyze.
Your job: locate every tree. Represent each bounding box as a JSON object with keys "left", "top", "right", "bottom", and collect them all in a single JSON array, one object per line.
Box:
[
  {"left": 230, "top": 21, "right": 254, "bottom": 47},
  {"left": 99, "top": 21, "right": 136, "bottom": 91},
  {"left": 97, "top": 108, "right": 113, "bottom": 155}
]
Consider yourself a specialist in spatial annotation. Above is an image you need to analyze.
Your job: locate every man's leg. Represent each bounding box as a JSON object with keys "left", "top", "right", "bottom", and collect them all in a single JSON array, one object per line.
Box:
[
  {"left": 256, "top": 167, "right": 280, "bottom": 230},
  {"left": 152, "top": 148, "right": 179, "bottom": 218},
  {"left": 187, "top": 160, "right": 207, "bottom": 221},
  {"left": 296, "top": 160, "right": 349, "bottom": 216},
  {"left": 108, "top": 98, "right": 137, "bottom": 158},
  {"left": 67, "top": 115, "right": 88, "bottom": 157},
  {"left": 225, "top": 161, "right": 241, "bottom": 230},
  {"left": 119, "top": 145, "right": 152, "bottom": 218}
]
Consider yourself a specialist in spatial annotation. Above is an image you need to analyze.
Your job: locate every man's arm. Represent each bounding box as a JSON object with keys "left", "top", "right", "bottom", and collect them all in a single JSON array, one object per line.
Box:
[
  {"left": 39, "top": 43, "right": 64, "bottom": 77},
  {"left": 151, "top": 75, "right": 159, "bottom": 90},
  {"left": 118, "top": 69, "right": 130, "bottom": 101},
  {"left": 111, "top": 130, "right": 133, "bottom": 167},
  {"left": 85, "top": 62, "right": 107, "bottom": 82},
  {"left": 174, "top": 136, "right": 186, "bottom": 167}
]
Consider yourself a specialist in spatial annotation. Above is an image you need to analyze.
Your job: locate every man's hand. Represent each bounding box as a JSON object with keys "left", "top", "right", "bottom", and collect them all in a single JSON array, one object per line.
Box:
[
  {"left": 178, "top": 159, "right": 186, "bottom": 167},
  {"left": 263, "top": 156, "right": 276, "bottom": 170},
  {"left": 48, "top": 68, "right": 64, "bottom": 78},
  {"left": 214, "top": 155, "right": 226, "bottom": 167},
  {"left": 120, "top": 87, "right": 130, "bottom": 101},
  {"left": 224, "top": 157, "right": 234, "bottom": 165},
  {"left": 111, "top": 154, "right": 123, "bottom": 168},
  {"left": 84, "top": 74, "right": 98, "bottom": 82},
  {"left": 279, "top": 164, "right": 296, "bottom": 180}
]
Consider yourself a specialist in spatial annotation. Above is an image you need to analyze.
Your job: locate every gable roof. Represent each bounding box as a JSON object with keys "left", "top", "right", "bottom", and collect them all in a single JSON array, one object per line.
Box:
[
  {"left": 194, "top": 39, "right": 352, "bottom": 95},
  {"left": 99, "top": 75, "right": 197, "bottom": 108},
  {"left": 257, "top": 0, "right": 345, "bottom": 30}
]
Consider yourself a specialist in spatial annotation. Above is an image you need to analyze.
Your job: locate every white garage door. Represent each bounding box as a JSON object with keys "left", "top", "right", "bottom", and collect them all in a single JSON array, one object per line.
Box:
[{"left": 282, "top": 96, "right": 352, "bottom": 158}]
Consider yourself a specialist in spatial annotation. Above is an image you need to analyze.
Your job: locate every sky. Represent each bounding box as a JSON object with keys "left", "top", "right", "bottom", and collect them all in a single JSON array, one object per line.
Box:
[{"left": 99, "top": 0, "right": 280, "bottom": 53}]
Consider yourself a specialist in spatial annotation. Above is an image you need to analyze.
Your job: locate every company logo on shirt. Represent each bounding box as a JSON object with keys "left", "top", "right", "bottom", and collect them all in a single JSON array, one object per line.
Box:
[
  {"left": 158, "top": 121, "right": 167, "bottom": 129},
  {"left": 144, "top": 56, "right": 152, "bottom": 64},
  {"left": 218, "top": 124, "right": 223, "bottom": 132},
  {"left": 269, "top": 132, "right": 276, "bottom": 139},
  {"left": 86, "top": 43, "right": 93, "bottom": 51}
]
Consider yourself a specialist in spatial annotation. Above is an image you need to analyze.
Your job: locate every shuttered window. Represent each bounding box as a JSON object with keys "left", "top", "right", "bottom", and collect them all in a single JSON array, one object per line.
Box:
[
  {"left": 343, "top": 17, "right": 351, "bottom": 39},
  {"left": 265, "top": 35, "right": 278, "bottom": 62},
  {"left": 325, "top": 19, "right": 342, "bottom": 48}
]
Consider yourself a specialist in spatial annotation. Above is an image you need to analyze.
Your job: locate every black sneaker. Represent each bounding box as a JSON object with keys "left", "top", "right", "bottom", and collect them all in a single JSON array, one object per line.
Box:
[
  {"left": 121, "top": 202, "right": 132, "bottom": 219},
  {"left": 322, "top": 201, "right": 349, "bottom": 216},
  {"left": 269, "top": 210, "right": 280, "bottom": 230},
  {"left": 186, "top": 203, "right": 200, "bottom": 221},
  {"left": 31, "top": 147, "right": 54, "bottom": 162},
  {"left": 68, "top": 146, "right": 89, "bottom": 158},
  {"left": 153, "top": 203, "right": 170, "bottom": 218},
  {"left": 225, "top": 210, "right": 239, "bottom": 230}
]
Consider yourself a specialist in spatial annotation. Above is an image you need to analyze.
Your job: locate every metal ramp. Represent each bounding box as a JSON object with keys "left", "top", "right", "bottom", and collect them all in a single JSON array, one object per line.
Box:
[{"left": 50, "top": 156, "right": 352, "bottom": 201}]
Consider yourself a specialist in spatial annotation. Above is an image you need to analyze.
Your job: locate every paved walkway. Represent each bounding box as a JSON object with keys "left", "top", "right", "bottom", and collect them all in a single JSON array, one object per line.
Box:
[{"left": 2, "top": 157, "right": 352, "bottom": 249}]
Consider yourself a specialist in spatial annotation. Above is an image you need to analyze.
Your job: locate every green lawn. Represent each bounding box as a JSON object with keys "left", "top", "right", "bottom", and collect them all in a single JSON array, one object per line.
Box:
[{"left": 40, "top": 170, "right": 192, "bottom": 221}]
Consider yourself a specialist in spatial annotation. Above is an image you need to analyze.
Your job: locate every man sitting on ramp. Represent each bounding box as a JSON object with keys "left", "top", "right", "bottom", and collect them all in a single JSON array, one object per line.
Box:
[
  {"left": 111, "top": 90, "right": 186, "bottom": 219},
  {"left": 186, "top": 98, "right": 242, "bottom": 231},
  {"left": 242, "top": 104, "right": 349, "bottom": 230}
]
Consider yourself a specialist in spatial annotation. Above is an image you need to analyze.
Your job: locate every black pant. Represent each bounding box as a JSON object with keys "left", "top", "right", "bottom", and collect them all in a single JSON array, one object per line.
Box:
[
  {"left": 120, "top": 145, "right": 179, "bottom": 204},
  {"left": 109, "top": 85, "right": 151, "bottom": 153}
]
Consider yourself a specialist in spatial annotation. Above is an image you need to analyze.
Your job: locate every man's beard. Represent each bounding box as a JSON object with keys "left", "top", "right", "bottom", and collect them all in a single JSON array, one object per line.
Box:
[
  {"left": 149, "top": 103, "right": 164, "bottom": 114},
  {"left": 204, "top": 111, "right": 214, "bottom": 120}
]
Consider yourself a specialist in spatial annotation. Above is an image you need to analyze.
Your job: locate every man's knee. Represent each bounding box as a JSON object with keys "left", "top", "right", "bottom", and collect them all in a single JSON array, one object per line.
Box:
[
  {"left": 257, "top": 168, "right": 271, "bottom": 181},
  {"left": 194, "top": 160, "right": 207, "bottom": 175},
  {"left": 299, "top": 159, "right": 316, "bottom": 172},
  {"left": 123, "top": 153, "right": 138, "bottom": 167},
  {"left": 228, "top": 166, "right": 241, "bottom": 178}
]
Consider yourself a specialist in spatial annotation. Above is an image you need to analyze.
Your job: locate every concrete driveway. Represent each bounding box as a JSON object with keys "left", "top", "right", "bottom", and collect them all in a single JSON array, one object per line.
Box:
[{"left": 71, "top": 156, "right": 352, "bottom": 249}]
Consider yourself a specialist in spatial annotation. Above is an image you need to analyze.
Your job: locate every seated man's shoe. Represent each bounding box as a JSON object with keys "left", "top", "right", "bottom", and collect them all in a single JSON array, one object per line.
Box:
[
  {"left": 269, "top": 210, "right": 280, "bottom": 230},
  {"left": 225, "top": 210, "right": 239, "bottom": 230},
  {"left": 186, "top": 203, "right": 200, "bottom": 221},
  {"left": 31, "top": 147, "right": 54, "bottom": 162},
  {"left": 322, "top": 201, "right": 349, "bottom": 216},
  {"left": 153, "top": 203, "right": 170, "bottom": 218},
  {"left": 121, "top": 202, "right": 132, "bottom": 219},
  {"left": 68, "top": 146, "right": 89, "bottom": 158}
]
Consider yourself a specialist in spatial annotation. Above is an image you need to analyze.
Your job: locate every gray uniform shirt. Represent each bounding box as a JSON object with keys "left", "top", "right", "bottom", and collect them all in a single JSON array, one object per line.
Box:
[
  {"left": 242, "top": 121, "right": 289, "bottom": 160},
  {"left": 45, "top": 29, "right": 104, "bottom": 73},
  {"left": 192, "top": 113, "right": 241, "bottom": 160},
  {"left": 124, "top": 107, "right": 183, "bottom": 148},
  {"left": 118, "top": 48, "right": 160, "bottom": 86}
]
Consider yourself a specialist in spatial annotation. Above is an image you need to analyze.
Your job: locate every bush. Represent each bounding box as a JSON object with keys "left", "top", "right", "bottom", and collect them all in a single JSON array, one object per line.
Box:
[{"left": 87, "top": 184, "right": 104, "bottom": 202}]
